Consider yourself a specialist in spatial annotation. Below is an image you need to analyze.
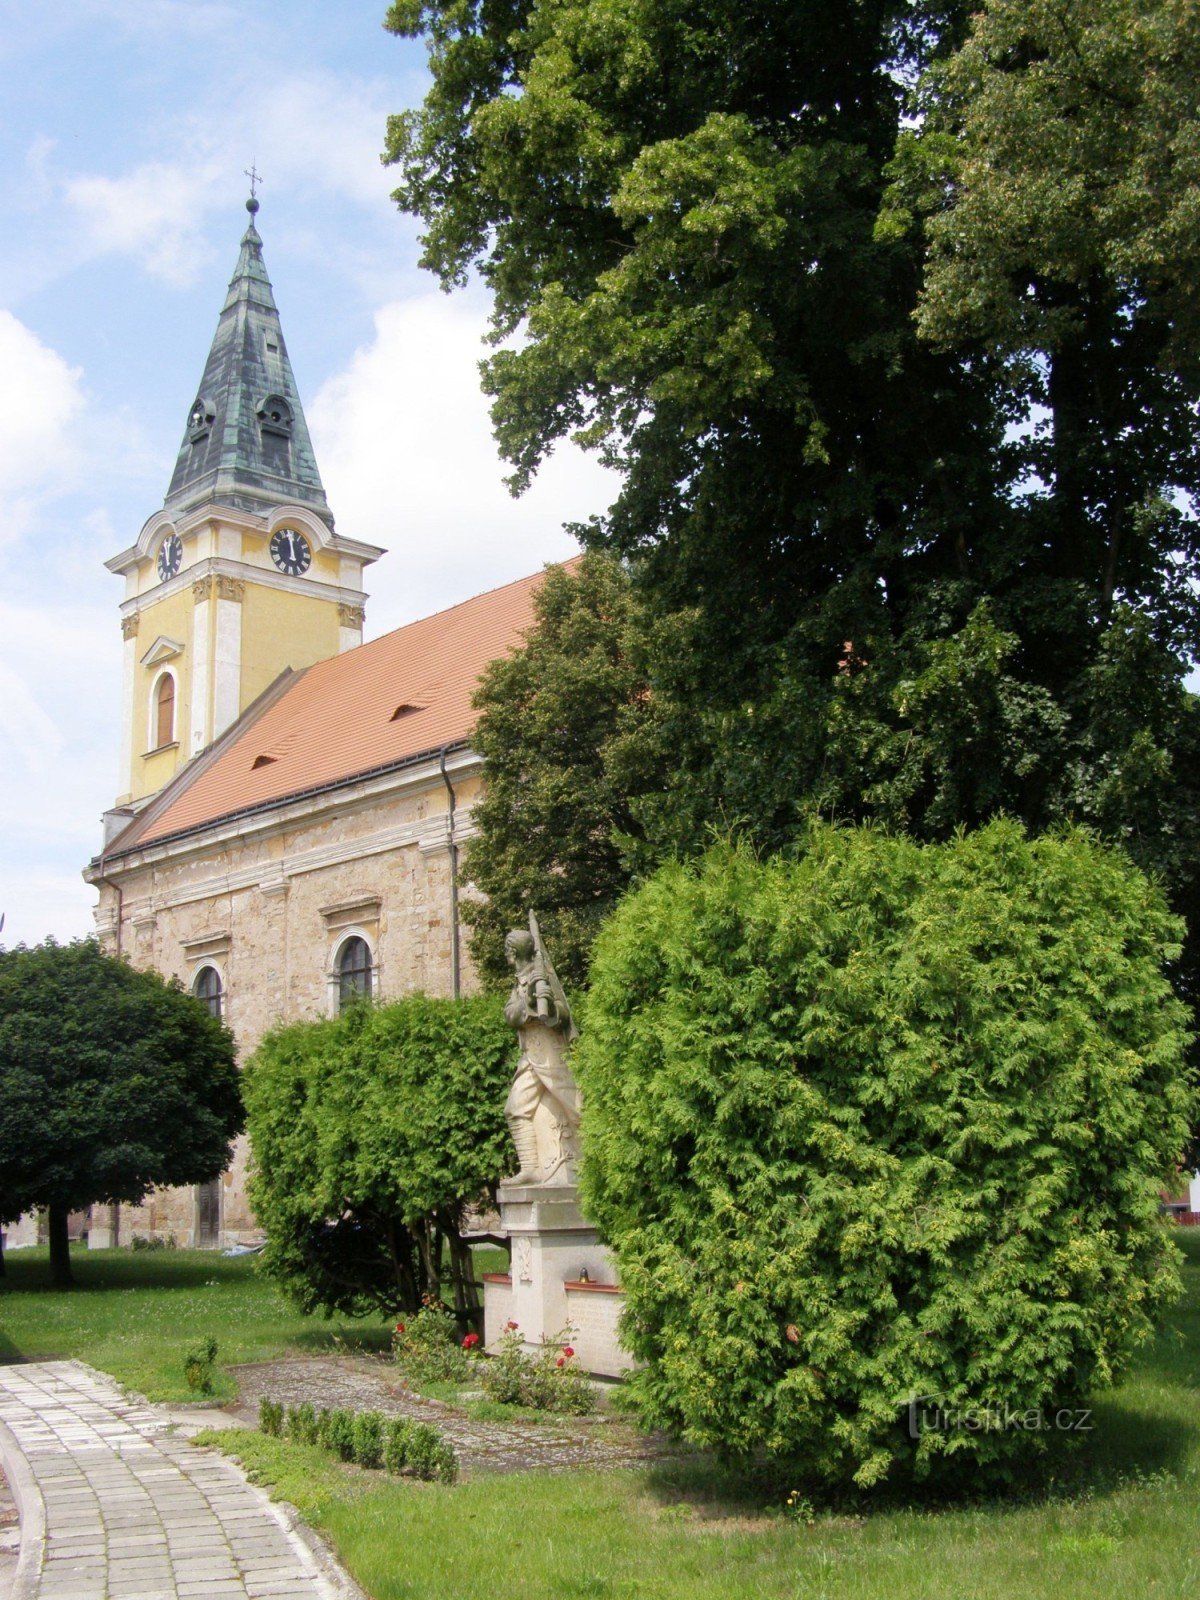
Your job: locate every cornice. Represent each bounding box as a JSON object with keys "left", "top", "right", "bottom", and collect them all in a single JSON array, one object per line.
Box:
[
  {"left": 109, "top": 501, "right": 385, "bottom": 575},
  {"left": 101, "top": 800, "right": 480, "bottom": 918},
  {"left": 119, "top": 555, "right": 372, "bottom": 617},
  {"left": 85, "top": 745, "right": 482, "bottom": 884}
]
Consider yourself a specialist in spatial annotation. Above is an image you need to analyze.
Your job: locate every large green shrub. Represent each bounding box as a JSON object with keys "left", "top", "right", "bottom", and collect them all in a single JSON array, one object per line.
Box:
[
  {"left": 244, "top": 993, "right": 511, "bottom": 1320},
  {"left": 575, "top": 821, "right": 1194, "bottom": 1488}
]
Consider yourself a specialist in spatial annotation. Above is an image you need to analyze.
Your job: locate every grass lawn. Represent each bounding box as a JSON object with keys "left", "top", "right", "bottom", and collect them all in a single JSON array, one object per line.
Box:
[
  {"left": 204, "top": 1231, "right": 1200, "bottom": 1600},
  {"left": 0, "top": 1247, "right": 392, "bottom": 1401}
]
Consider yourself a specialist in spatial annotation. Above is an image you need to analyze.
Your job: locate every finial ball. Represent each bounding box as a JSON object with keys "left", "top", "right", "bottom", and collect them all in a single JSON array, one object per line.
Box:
[{"left": 246, "top": 195, "right": 260, "bottom": 215}]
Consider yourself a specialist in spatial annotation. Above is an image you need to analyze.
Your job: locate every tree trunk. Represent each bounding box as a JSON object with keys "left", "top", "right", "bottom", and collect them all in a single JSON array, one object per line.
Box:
[
  {"left": 48, "top": 1203, "right": 74, "bottom": 1288},
  {"left": 0, "top": 1229, "right": 6, "bottom": 1279}
]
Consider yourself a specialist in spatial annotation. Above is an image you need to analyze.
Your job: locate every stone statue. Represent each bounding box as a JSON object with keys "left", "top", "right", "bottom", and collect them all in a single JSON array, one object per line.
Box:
[{"left": 502, "top": 912, "right": 581, "bottom": 1186}]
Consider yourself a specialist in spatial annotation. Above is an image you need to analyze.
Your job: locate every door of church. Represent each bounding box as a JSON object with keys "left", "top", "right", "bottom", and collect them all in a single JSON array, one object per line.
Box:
[{"left": 196, "top": 1180, "right": 220, "bottom": 1248}]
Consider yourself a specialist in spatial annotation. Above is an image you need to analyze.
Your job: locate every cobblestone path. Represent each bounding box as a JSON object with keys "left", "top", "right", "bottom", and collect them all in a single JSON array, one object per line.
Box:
[{"left": 0, "top": 1361, "right": 357, "bottom": 1600}]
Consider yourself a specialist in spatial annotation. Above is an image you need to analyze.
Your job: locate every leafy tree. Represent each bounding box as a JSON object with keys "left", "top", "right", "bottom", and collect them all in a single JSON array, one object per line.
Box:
[
  {"left": 0, "top": 940, "right": 242, "bottom": 1287},
  {"left": 383, "top": 0, "right": 1003, "bottom": 684},
  {"left": 388, "top": 0, "right": 1200, "bottom": 1046},
  {"left": 894, "top": 0, "right": 1200, "bottom": 649},
  {"left": 244, "top": 994, "right": 512, "bottom": 1321},
  {"left": 575, "top": 823, "right": 1194, "bottom": 1487},
  {"left": 463, "top": 553, "right": 653, "bottom": 989}
]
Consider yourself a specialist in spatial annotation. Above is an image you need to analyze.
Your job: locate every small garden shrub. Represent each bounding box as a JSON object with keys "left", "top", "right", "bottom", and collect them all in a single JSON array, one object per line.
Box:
[
  {"left": 270, "top": 1405, "right": 459, "bottom": 1483},
  {"left": 258, "top": 1398, "right": 284, "bottom": 1437},
  {"left": 575, "top": 823, "right": 1196, "bottom": 1488},
  {"left": 183, "top": 1336, "right": 218, "bottom": 1396},
  {"left": 285, "top": 1402, "right": 319, "bottom": 1446},
  {"left": 383, "top": 1416, "right": 412, "bottom": 1474},
  {"left": 352, "top": 1410, "right": 385, "bottom": 1469},
  {"left": 402, "top": 1421, "right": 458, "bottom": 1483},
  {"left": 480, "top": 1324, "right": 595, "bottom": 1414},
  {"left": 393, "top": 1300, "right": 472, "bottom": 1384},
  {"left": 322, "top": 1408, "right": 356, "bottom": 1463}
]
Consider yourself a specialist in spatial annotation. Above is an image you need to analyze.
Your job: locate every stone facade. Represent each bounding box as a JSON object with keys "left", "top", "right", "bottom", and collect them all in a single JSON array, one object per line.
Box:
[{"left": 85, "top": 749, "right": 483, "bottom": 1248}]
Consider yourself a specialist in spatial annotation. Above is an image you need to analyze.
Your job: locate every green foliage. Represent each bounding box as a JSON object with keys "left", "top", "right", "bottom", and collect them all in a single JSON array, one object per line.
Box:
[
  {"left": 244, "top": 992, "right": 511, "bottom": 1319},
  {"left": 258, "top": 1398, "right": 284, "bottom": 1437},
  {"left": 464, "top": 553, "right": 653, "bottom": 990},
  {"left": 393, "top": 1300, "right": 471, "bottom": 1384},
  {"left": 322, "top": 1408, "right": 357, "bottom": 1463},
  {"left": 480, "top": 1324, "right": 597, "bottom": 1415},
  {"left": 285, "top": 1402, "right": 320, "bottom": 1447},
  {"left": 575, "top": 823, "right": 1194, "bottom": 1487},
  {"left": 352, "top": 1410, "right": 386, "bottom": 1470},
  {"left": 290, "top": 1408, "right": 457, "bottom": 1483},
  {"left": 0, "top": 938, "right": 242, "bottom": 1223},
  {"left": 383, "top": 1416, "right": 411, "bottom": 1474},
  {"left": 183, "top": 1334, "right": 219, "bottom": 1396}
]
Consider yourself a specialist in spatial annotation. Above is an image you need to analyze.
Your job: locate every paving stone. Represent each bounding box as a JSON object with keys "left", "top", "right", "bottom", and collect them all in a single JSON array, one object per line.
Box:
[{"left": 0, "top": 1361, "right": 355, "bottom": 1597}]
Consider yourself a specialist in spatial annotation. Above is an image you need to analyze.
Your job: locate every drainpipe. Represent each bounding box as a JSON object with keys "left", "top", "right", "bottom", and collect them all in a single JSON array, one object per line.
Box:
[{"left": 438, "top": 746, "right": 461, "bottom": 999}]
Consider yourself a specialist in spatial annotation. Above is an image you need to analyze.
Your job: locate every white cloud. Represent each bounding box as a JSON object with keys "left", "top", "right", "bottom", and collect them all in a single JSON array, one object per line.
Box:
[
  {"left": 246, "top": 74, "right": 398, "bottom": 210},
  {"left": 0, "top": 596, "right": 116, "bottom": 945},
  {"left": 58, "top": 69, "right": 399, "bottom": 289},
  {"left": 0, "top": 869, "right": 99, "bottom": 949},
  {"left": 0, "top": 311, "right": 83, "bottom": 492},
  {"left": 310, "top": 293, "right": 621, "bottom": 629},
  {"left": 0, "top": 310, "right": 86, "bottom": 544},
  {"left": 63, "top": 161, "right": 226, "bottom": 288}
]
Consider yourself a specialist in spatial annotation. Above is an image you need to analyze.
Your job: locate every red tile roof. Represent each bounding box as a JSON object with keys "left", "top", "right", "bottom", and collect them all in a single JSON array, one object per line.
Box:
[{"left": 124, "top": 563, "right": 561, "bottom": 851}]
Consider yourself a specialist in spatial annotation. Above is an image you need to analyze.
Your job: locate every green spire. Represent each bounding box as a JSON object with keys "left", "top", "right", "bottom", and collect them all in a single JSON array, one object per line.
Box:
[{"left": 164, "top": 196, "right": 332, "bottom": 525}]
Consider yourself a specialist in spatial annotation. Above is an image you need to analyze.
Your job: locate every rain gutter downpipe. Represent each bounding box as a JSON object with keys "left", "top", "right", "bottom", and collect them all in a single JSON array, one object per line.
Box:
[{"left": 438, "top": 745, "right": 461, "bottom": 999}]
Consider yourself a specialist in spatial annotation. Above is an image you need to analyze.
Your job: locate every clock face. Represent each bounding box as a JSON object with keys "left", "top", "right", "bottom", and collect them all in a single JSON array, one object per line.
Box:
[
  {"left": 156, "top": 534, "right": 183, "bottom": 582},
  {"left": 270, "top": 526, "right": 312, "bottom": 577}
]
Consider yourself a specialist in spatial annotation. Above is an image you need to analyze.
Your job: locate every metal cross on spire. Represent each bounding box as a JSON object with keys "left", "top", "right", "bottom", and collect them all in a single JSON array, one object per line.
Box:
[{"left": 244, "top": 162, "right": 263, "bottom": 201}]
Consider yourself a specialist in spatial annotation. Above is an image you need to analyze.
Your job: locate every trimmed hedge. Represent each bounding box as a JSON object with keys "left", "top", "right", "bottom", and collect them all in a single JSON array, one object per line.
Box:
[
  {"left": 575, "top": 821, "right": 1194, "bottom": 1487},
  {"left": 259, "top": 1399, "right": 458, "bottom": 1483},
  {"left": 244, "top": 993, "right": 511, "bottom": 1319}
]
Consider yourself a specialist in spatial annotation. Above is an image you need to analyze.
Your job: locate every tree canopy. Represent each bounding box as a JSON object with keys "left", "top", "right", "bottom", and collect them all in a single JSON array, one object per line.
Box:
[
  {"left": 574, "top": 823, "right": 1195, "bottom": 1486},
  {"left": 387, "top": 0, "right": 1200, "bottom": 1016},
  {"left": 463, "top": 554, "right": 650, "bottom": 990},
  {"left": 0, "top": 939, "right": 242, "bottom": 1285}
]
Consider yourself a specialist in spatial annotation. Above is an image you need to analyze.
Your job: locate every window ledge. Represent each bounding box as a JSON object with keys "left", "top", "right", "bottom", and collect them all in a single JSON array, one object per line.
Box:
[{"left": 143, "top": 741, "right": 180, "bottom": 758}]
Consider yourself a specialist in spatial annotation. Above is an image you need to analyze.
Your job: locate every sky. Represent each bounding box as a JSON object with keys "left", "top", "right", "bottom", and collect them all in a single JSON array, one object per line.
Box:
[{"left": 0, "top": 1, "right": 618, "bottom": 948}]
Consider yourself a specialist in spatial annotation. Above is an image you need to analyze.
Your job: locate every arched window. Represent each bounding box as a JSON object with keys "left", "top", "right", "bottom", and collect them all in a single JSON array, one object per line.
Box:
[
  {"left": 193, "top": 965, "right": 223, "bottom": 1020},
  {"left": 155, "top": 672, "right": 176, "bottom": 748},
  {"left": 337, "top": 936, "right": 372, "bottom": 1011}
]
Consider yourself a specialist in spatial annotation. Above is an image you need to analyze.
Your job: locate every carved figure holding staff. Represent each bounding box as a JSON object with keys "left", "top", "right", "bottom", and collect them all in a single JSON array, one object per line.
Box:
[{"left": 502, "top": 912, "right": 582, "bottom": 1186}]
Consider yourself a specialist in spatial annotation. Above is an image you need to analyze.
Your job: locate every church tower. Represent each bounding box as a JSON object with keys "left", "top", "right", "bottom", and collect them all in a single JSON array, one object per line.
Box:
[{"left": 105, "top": 194, "right": 384, "bottom": 810}]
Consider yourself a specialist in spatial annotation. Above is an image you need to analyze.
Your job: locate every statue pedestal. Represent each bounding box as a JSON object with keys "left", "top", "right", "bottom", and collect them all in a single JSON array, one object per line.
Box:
[{"left": 483, "top": 1183, "right": 631, "bottom": 1377}]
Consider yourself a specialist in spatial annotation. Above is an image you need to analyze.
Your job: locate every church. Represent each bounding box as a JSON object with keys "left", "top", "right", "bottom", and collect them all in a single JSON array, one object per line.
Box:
[{"left": 79, "top": 197, "right": 554, "bottom": 1249}]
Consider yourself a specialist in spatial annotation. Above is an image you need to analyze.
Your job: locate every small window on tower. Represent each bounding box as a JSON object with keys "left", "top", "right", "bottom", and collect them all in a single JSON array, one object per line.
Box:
[{"left": 155, "top": 673, "right": 175, "bottom": 748}]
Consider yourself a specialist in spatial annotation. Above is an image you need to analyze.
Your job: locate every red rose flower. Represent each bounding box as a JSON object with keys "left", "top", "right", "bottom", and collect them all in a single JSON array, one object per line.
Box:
[
  {"left": 395, "top": 1322, "right": 406, "bottom": 1334},
  {"left": 556, "top": 1357, "right": 565, "bottom": 1368},
  {"left": 506, "top": 1320, "right": 519, "bottom": 1331},
  {"left": 462, "top": 1332, "right": 480, "bottom": 1349},
  {"left": 563, "top": 1346, "right": 575, "bottom": 1358}
]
